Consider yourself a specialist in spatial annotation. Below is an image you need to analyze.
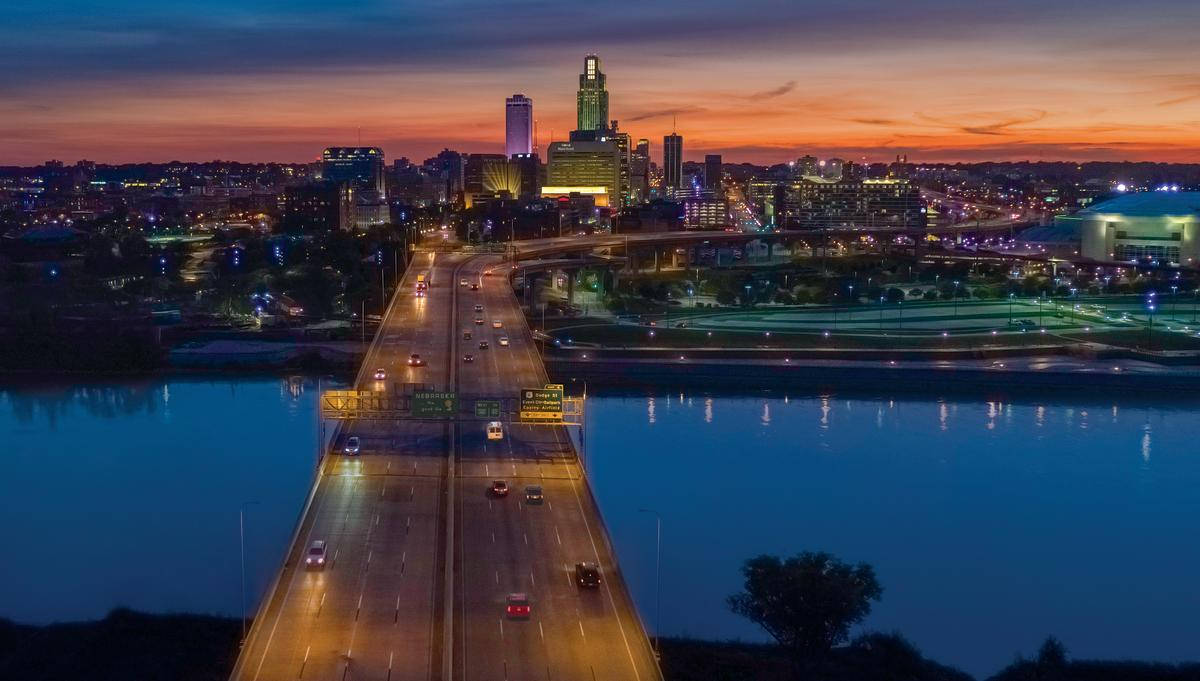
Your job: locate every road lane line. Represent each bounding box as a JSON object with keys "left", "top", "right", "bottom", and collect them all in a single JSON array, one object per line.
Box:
[
  {"left": 524, "top": 532, "right": 528, "bottom": 545},
  {"left": 555, "top": 526, "right": 562, "bottom": 546},
  {"left": 297, "top": 645, "right": 310, "bottom": 679},
  {"left": 317, "top": 591, "right": 326, "bottom": 618},
  {"left": 539, "top": 621, "right": 545, "bottom": 641},
  {"left": 578, "top": 620, "right": 586, "bottom": 640}
]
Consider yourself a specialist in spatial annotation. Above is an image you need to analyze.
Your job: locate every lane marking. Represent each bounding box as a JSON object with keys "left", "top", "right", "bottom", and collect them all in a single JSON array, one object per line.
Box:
[
  {"left": 555, "top": 526, "right": 562, "bottom": 546},
  {"left": 530, "top": 569, "right": 536, "bottom": 587},
  {"left": 297, "top": 645, "right": 310, "bottom": 679},
  {"left": 539, "top": 620, "right": 545, "bottom": 641}
]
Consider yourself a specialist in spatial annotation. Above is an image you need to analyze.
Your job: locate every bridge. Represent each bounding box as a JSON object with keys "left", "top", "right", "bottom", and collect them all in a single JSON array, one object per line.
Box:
[{"left": 231, "top": 249, "right": 661, "bottom": 681}]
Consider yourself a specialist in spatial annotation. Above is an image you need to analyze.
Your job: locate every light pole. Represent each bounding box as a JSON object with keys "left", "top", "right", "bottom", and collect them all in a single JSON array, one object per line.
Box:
[
  {"left": 1008, "top": 292, "right": 1014, "bottom": 324},
  {"left": 879, "top": 295, "right": 884, "bottom": 332},
  {"left": 638, "top": 508, "right": 662, "bottom": 660},
  {"left": 847, "top": 285, "right": 854, "bottom": 322},
  {"left": 1171, "top": 285, "right": 1178, "bottom": 320},
  {"left": 953, "top": 280, "right": 960, "bottom": 319},
  {"left": 240, "top": 500, "right": 261, "bottom": 645}
]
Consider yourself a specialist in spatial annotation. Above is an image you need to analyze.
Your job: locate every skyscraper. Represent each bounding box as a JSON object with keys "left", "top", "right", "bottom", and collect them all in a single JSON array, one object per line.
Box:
[
  {"left": 576, "top": 55, "right": 609, "bottom": 133},
  {"left": 322, "top": 147, "right": 385, "bottom": 193},
  {"left": 663, "top": 133, "right": 683, "bottom": 191},
  {"left": 704, "top": 154, "right": 722, "bottom": 190},
  {"left": 505, "top": 94, "right": 533, "bottom": 158},
  {"left": 630, "top": 138, "right": 650, "bottom": 203}
]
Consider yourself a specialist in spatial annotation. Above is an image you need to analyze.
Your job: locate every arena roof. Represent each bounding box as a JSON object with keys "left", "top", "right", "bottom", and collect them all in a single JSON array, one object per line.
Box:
[{"left": 1079, "top": 192, "right": 1200, "bottom": 217}]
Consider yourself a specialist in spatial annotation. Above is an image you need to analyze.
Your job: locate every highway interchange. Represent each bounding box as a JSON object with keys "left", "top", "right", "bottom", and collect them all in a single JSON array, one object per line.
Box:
[{"left": 231, "top": 249, "right": 660, "bottom": 681}]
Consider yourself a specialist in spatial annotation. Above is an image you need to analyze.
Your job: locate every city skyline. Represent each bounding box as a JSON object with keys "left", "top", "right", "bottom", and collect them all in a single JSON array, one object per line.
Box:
[{"left": 3, "top": 0, "right": 1200, "bottom": 166}]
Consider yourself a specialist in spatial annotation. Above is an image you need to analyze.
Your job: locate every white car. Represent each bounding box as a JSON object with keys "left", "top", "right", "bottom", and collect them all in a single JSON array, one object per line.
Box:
[
  {"left": 373, "top": 368, "right": 386, "bottom": 381},
  {"left": 460, "top": 278, "right": 468, "bottom": 287},
  {"left": 492, "top": 320, "right": 503, "bottom": 329},
  {"left": 487, "top": 421, "right": 503, "bottom": 440},
  {"left": 344, "top": 436, "right": 360, "bottom": 455},
  {"left": 305, "top": 540, "right": 327, "bottom": 569},
  {"left": 498, "top": 337, "right": 509, "bottom": 347}
]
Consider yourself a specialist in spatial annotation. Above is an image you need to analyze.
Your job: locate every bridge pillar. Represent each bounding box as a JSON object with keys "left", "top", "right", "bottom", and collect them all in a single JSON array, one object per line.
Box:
[
  {"left": 566, "top": 269, "right": 576, "bottom": 306},
  {"left": 766, "top": 240, "right": 774, "bottom": 260}
]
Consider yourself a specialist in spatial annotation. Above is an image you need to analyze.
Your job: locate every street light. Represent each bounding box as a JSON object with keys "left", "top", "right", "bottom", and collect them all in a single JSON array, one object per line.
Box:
[
  {"left": 240, "top": 500, "right": 261, "bottom": 645},
  {"left": 1008, "top": 292, "right": 1014, "bottom": 324},
  {"left": 637, "top": 508, "right": 663, "bottom": 660},
  {"left": 953, "top": 280, "right": 960, "bottom": 319}
]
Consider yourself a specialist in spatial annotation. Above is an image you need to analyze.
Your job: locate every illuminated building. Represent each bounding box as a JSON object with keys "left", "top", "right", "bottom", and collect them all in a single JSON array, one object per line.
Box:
[
  {"left": 546, "top": 140, "right": 620, "bottom": 207},
  {"left": 1066, "top": 191, "right": 1200, "bottom": 265},
  {"left": 322, "top": 147, "right": 385, "bottom": 193},
  {"left": 779, "top": 178, "right": 926, "bottom": 231},
  {"left": 505, "top": 94, "right": 533, "bottom": 158},
  {"left": 630, "top": 139, "right": 650, "bottom": 203},
  {"left": 663, "top": 133, "right": 682, "bottom": 191},
  {"left": 576, "top": 55, "right": 609, "bottom": 133}
]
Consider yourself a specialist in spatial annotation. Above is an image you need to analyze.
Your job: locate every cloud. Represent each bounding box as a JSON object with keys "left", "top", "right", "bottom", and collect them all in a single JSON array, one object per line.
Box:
[
  {"left": 626, "top": 107, "right": 706, "bottom": 122},
  {"left": 747, "top": 81, "right": 796, "bottom": 100},
  {"left": 848, "top": 118, "right": 899, "bottom": 126},
  {"left": 917, "top": 110, "right": 1048, "bottom": 136}
]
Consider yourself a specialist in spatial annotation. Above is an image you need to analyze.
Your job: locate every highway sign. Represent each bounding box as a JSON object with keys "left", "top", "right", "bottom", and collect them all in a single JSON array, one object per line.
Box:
[
  {"left": 474, "top": 399, "right": 501, "bottom": 418},
  {"left": 520, "top": 386, "right": 563, "bottom": 422},
  {"left": 413, "top": 391, "right": 458, "bottom": 417}
]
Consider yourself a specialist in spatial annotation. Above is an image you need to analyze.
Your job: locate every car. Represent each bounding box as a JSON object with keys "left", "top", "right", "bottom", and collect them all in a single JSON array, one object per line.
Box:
[
  {"left": 490, "top": 480, "right": 509, "bottom": 497},
  {"left": 483, "top": 270, "right": 493, "bottom": 276},
  {"left": 474, "top": 304, "right": 483, "bottom": 312},
  {"left": 470, "top": 283, "right": 480, "bottom": 291},
  {"left": 373, "top": 368, "right": 387, "bottom": 381},
  {"left": 492, "top": 320, "right": 503, "bottom": 329},
  {"left": 408, "top": 353, "right": 425, "bottom": 366},
  {"left": 463, "top": 354, "right": 475, "bottom": 363},
  {"left": 343, "top": 436, "right": 360, "bottom": 455},
  {"left": 463, "top": 331, "right": 472, "bottom": 340},
  {"left": 498, "top": 336, "right": 509, "bottom": 347},
  {"left": 459, "top": 278, "right": 468, "bottom": 287},
  {"left": 479, "top": 341, "right": 490, "bottom": 349},
  {"left": 505, "top": 593, "right": 531, "bottom": 619},
  {"left": 524, "top": 485, "right": 543, "bottom": 504},
  {"left": 575, "top": 562, "right": 601, "bottom": 588},
  {"left": 475, "top": 318, "right": 484, "bottom": 325},
  {"left": 305, "top": 540, "right": 327, "bottom": 568}
]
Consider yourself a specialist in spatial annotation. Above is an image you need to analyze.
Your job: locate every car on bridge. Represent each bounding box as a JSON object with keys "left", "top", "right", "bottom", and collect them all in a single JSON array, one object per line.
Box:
[
  {"left": 478, "top": 341, "right": 489, "bottom": 350},
  {"left": 498, "top": 336, "right": 509, "bottom": 347},
  {"left": 474, "top": 304, "right": 483, "bottom": 312},
  {"left": 505, "top": 593, "right": 531, "bottom": 619},
  {"left": 490, "top": 480, "right": 509, "bottom": 497},
  {"left": 463, "top": 331, "right": 472, "bottom": 340},
  {"left": 373, "top": 368, "right": 386, "bottom": 381},
  {"left": 343, "top": 436, "right": 360, "bottom": 455},
  {"left": 408, "top": 353, "right": 426, "bottom": 366},
  {"left": 487, "top": 421, "right": 503, "bottom": 440},
  {"left": 475, "top": 317, "right": 484, "bottom": 325},
  {"left": 459, "top": 278, "right": 468, "bottom": 287},
  {"left": 470, "top": 283, "right": 480, "bottom": 291},
  {"left": 305, "top": 540, "right": 327, "bottom": 569},
  {"left": 462, "top": 354, "right": 474, "bottom": 363},
  {"left": 524, "top": 485, "right": 543, "bottom": 504},
  {"left": 575, "top": 562, "right": 601, "bottom": 588},
  {"left": 492, "top": 320, "right": 503, "bottom": 328}
]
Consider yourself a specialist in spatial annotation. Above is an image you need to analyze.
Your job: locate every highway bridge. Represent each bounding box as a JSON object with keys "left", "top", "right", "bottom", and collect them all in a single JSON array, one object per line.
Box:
[{"left": 232, "top": 250, "right": 660, "bottom": 681}]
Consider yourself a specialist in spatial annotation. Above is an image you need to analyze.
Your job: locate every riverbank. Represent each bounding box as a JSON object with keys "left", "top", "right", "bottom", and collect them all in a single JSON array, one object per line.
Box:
[
  {"left": 5, "top": 610, "right": 1197, "bottom": 681},
  {"left": 548, "top": 354, "right": 1200, "bottom": 393}
]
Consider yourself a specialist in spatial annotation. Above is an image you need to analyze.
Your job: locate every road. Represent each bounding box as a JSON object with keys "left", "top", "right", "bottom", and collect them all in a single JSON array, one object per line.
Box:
[{"left": 232, "top": 249, "right": 660, "bottom": 681}]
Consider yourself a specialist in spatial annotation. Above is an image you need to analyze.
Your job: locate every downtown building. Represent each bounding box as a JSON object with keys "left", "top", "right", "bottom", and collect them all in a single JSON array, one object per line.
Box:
[
  {"left": 545, "top": 55, "right": 625, "bottom": 208},
  {"left": 321, "top": 147, "right": 388, "bottom": 229},
  {"left": 505, "top": 94, "right": 533, "bottom": 158},
  {"left": 775, "top": 177, "right": 926, "bottom": 231}
]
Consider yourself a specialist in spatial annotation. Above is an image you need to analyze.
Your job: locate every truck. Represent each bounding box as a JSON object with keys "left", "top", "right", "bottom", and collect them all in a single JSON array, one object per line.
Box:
[{"left": 415, "top": 272, "right": 427, "bottom": 297}]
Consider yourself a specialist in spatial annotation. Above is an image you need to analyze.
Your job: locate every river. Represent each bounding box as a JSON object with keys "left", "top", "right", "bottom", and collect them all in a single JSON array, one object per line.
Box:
[{"left": 2, "top": 376, "right": 1198, "bottom": 677}]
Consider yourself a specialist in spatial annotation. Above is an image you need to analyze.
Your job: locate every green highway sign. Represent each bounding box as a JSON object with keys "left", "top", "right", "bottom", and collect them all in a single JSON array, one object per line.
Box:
[
  {"left": 474, "top": 399, "right": 501, "bottom": 418},
  {"left": 413, "top": 391, "right": 457, "bottom": 417},
  {"left": 520, "top": 386, "right": 564, "bottom": 422}
]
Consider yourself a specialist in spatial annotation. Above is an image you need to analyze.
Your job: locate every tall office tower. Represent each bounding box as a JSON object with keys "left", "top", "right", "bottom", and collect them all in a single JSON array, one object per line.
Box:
[
  {"left": 505, "top": 94, "right": 533, "bottom": 158},
  {"left": 545, "top": 140, "right": 621, "bottom": 206},
  {"left": 322, "top": 147, "right": 385, "bottom": 193},
  {"left": 630, "top": 138, "right": 650, "bottom": 203},
  {"left": 663, "top": 133, "right": 683, "bottom": 191},
  {"left": 576, "top": 54, "right": 609, "bottom": 133},
  {"left": 704, "top": 154, "right": 723, "bottom": 190}
]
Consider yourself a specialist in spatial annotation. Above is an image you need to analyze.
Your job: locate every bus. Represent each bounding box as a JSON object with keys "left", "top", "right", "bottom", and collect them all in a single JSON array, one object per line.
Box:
[{"left": 415, "top": 272, "right": 427, "bottom": 297}]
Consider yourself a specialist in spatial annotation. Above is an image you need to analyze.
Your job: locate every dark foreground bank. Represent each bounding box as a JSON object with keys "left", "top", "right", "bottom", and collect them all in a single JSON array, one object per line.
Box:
[{"left": 4, "top": 610, "right": 1199, "bottom": 681}]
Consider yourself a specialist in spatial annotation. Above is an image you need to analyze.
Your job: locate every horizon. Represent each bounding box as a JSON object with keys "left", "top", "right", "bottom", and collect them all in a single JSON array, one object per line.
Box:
[{"left": 4, "top": 0, "right": 1200, "bottom": 166}]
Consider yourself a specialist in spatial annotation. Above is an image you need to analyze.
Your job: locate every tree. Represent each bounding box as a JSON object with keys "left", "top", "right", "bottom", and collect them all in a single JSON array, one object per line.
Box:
[{"left": 728, "top": 552, "right": 882, "bottom": 668}]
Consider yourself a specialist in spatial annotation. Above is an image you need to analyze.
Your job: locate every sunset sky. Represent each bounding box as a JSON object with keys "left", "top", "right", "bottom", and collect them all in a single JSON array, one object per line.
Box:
[{"left": 4, "top": 0, "right": 1200, "bottom": 166}]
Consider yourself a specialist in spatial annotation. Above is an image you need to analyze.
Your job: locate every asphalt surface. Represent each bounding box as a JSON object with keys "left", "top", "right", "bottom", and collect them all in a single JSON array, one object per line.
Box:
[{"left": 232, "top": 250, "right": 660, "bottom": 681}]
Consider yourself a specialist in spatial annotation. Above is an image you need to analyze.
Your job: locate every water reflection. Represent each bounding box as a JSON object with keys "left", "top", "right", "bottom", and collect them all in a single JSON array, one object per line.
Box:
[{"left": 589, "top": 391, "right": 1200, "bottom": 679}]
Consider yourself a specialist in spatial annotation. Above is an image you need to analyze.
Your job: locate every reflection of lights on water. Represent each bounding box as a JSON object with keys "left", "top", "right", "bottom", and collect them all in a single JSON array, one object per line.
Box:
[
  {"left": 647, "top": 397, "right": 656, "bottom": 424},
  {"left": 1142, "top": 423, "right": 1152, "bottom": 461},
  {"left": 761, "top": 402, "right": 770, "bottom": 427},
  {"left": 1035, "top": 405, "right": 1045, "bottom": 428},
  {"left": 704, "top": 398, "right": 713, "bottom": 423}
]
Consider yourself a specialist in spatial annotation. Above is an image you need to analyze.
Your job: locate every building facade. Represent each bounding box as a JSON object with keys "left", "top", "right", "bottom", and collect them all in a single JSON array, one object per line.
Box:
[
  {"left": 778, "top": 178, "right": 926, "bottom": 231},
  {"left": 505, "top": 94, "right": 533, "bottom": 158},
  {"left": 704, "top": 154, "right": 722, "bottom": 190},
  {"left": 545, "top": 140, "right": 621, "bottom": 207},
  {"left": 576, "top": 55, "right": 609, "bottom": 133},
  {"left": 322, "top": 147, "right": 385, "bottom": 193},
  {"left": 1066, "top": 192, "right": 1200, "bottom": 265},
  {"left": 663, "top": 134, "right": 683, "bottom": 191}
]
